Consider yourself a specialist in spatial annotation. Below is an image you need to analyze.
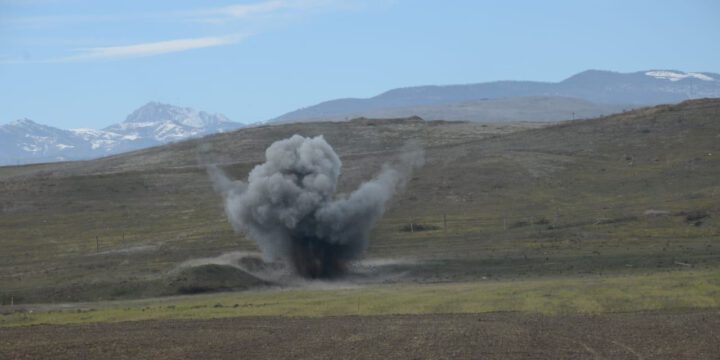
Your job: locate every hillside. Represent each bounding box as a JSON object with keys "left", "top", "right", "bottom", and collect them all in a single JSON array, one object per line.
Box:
[
  {"left": 272, "top": 69, "right": 720, "bottom": 123},
  {"left": 280, "top": 96, "right": 630, "bottom": 123},
  {"left": 0, "top": 99, "right": 718, "bottom": 304}
]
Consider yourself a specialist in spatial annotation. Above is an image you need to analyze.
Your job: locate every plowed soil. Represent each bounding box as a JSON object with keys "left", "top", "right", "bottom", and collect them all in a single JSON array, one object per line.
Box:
[{"left": 2, "top": 310, "right": 718, "bottom": 359}]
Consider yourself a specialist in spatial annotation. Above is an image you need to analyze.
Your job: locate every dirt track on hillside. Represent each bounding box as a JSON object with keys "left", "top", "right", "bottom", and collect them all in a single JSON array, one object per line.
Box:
[{"left": 2, "top": 311, "right": 719, "bottom": 359}]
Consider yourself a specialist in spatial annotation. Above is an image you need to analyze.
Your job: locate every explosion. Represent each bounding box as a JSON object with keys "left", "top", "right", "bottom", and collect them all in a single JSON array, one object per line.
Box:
[{"left": 209, "top": 135, "right": 423, "bottom": 278}]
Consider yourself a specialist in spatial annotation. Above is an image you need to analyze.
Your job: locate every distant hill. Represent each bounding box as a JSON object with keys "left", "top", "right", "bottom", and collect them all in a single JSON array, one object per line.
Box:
[
  {"left": 280, "top": 96, "right": 631, "bottom": 123},
  {"left": 0, "top": 102, "right": 243, "bottom": 165},
  {"left": 270, "top": 69, "right": 720, "bottom": 123}
]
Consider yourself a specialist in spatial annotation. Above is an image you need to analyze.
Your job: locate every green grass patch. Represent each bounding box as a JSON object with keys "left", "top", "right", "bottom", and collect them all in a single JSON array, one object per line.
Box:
[{"left": 2, "top": 268, "right": 718, "bottom": 328}]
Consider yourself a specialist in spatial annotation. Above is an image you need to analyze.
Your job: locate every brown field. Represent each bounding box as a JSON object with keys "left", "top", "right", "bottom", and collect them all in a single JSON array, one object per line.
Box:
[{"left": 2, "top": 310, "right": 719, "bottom": 359}]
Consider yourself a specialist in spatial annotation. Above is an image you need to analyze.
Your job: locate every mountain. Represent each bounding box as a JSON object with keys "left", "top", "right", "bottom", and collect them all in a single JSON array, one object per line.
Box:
[
  {"left": 105, "top": 102, "right": 239, "bottom": 144},
  {"left": 5, "top": 69, "right": 718, "bottom": 165},
  {"left": 0, "top": 102, "right": 243, "bottom": 166},
  {"left": 0, "top": 119, "right": 96, "bottom": 165},
  {"left": 279, "top": 96, "right": 632, "bottom": 123},
  {"left": 271, "top": 69, "right": 720, "bottom": 123}
]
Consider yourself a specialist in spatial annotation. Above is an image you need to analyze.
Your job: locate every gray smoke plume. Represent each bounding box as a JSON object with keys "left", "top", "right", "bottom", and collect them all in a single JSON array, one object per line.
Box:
[{"left": 209, "top": 134, "right": 423, "bottom": 278}]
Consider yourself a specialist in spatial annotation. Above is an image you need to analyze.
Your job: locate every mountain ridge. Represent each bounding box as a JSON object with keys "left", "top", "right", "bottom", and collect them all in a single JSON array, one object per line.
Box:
[
  {"left": 5, "top": 69, "right": 720, "bottom": 166},
  {"left": 0, "top": 102, "right": 243, "bottom": 166},
  {"left": 271, "top": 69, "right": 720, "bottom": 123}
]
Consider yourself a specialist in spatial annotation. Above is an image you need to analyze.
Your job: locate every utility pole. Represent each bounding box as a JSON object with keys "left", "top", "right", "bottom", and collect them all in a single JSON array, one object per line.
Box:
[{"left": 96, "top": 236, "right": 99, "bottom": 253}]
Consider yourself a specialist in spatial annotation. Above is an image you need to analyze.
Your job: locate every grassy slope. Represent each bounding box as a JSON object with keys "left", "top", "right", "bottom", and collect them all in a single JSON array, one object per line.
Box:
[
  {"left": 2, "top": 269, "right": 719, "bottom": 327},
  {"left": 0, "top": 120, "right": 535, "bottom": 303},
  {"left": 0, "top": 99, "right": 719, "bottom": 305}
]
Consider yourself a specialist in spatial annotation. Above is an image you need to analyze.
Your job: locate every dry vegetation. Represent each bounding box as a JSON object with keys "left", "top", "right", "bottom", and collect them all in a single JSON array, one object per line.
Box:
[
  {"left": 1, "top": 99, "right": 719, "bottom": 358},
  {"left": 2, "top": 311, "right": 719, "bottom": 359},
  {"left": 0, "top": 99, "right": 717, "bottom": 303}
]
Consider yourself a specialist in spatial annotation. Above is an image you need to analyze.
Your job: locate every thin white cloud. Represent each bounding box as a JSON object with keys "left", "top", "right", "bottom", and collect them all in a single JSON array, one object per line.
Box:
[
  {"left": 57, "top": 34, "right": 247, "bottom": 62},
  {"left": 2, "top": 0, "right": 368, "bottom": 63},
  {"left": 0, "top": 34, "right": 245, "bottom": 64},
  {"left": 217, "top": 0, "right": 289, "bottom": 18},
  {"left": 4, "top": 0, "right": 347, "bottom": 27},
  {"left": 180, "top": 0, "right": 342, "bottom": 24}
]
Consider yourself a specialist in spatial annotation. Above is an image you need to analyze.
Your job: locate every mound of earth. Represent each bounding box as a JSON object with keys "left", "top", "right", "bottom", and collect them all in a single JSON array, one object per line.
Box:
[{"left": 164, "top": 264, "right": 268, "bottom": 295}]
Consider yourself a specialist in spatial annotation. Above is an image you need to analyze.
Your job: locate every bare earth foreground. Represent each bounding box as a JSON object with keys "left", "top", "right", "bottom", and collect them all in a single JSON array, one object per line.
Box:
[{"left": 1, "top": 311, "right": 718, "bottom": 359}]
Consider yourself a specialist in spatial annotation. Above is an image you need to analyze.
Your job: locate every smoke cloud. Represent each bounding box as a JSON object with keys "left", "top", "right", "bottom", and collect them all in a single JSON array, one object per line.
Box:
[{"left": 209, "top": 134, "right": 423, "bottom": 278}]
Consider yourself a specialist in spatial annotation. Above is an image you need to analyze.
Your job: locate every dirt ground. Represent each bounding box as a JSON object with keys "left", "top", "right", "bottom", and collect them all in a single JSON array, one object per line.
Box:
[{"left": 1, "top": 310, "right": 718, "bottom": 359}]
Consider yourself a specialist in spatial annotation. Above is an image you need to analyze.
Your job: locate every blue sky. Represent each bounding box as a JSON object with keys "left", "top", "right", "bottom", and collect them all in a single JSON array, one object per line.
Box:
[{"left": 1, "top": 0, "right": 719, "bottom": 128}]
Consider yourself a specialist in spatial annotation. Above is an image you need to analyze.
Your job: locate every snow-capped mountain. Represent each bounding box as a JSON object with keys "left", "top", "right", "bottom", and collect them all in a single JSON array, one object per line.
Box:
[
  {"left": 271, "top": 69, "right": 720, "bottom": 123},
  {"left": 69, "top": 128, "right": 124, "bottom": 152},
  {"left": 105, "top": 102, "right": 239, "bottom": 143},
  {"left": 0, "top": 118, "right": 94, "bottom": 165},
  {"left": 0, "top": 102, "right": 243, "bottom": 166},
  {"left": 4, "top": 69, "right": 719, "bottom": 166}
]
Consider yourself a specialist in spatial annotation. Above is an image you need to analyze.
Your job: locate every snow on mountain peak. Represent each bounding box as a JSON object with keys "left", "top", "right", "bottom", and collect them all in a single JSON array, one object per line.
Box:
[
  {"left": 104, "top": 102, "right": 241, "bottom": 143},
  {"left": 2, "top": 102, "right": 242, "bottom": 165},
  {"left": 645, "top": 70, "right": 714, "bottom": 82},
  {"left": 123, "top": 102, "right": 227, "bottom": 126},
  {"left": 70, "top": 128, "right": 118, "bottom": 138},
  {"left": 70, "top": 128, "right": 122, "bottom": 150}
]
